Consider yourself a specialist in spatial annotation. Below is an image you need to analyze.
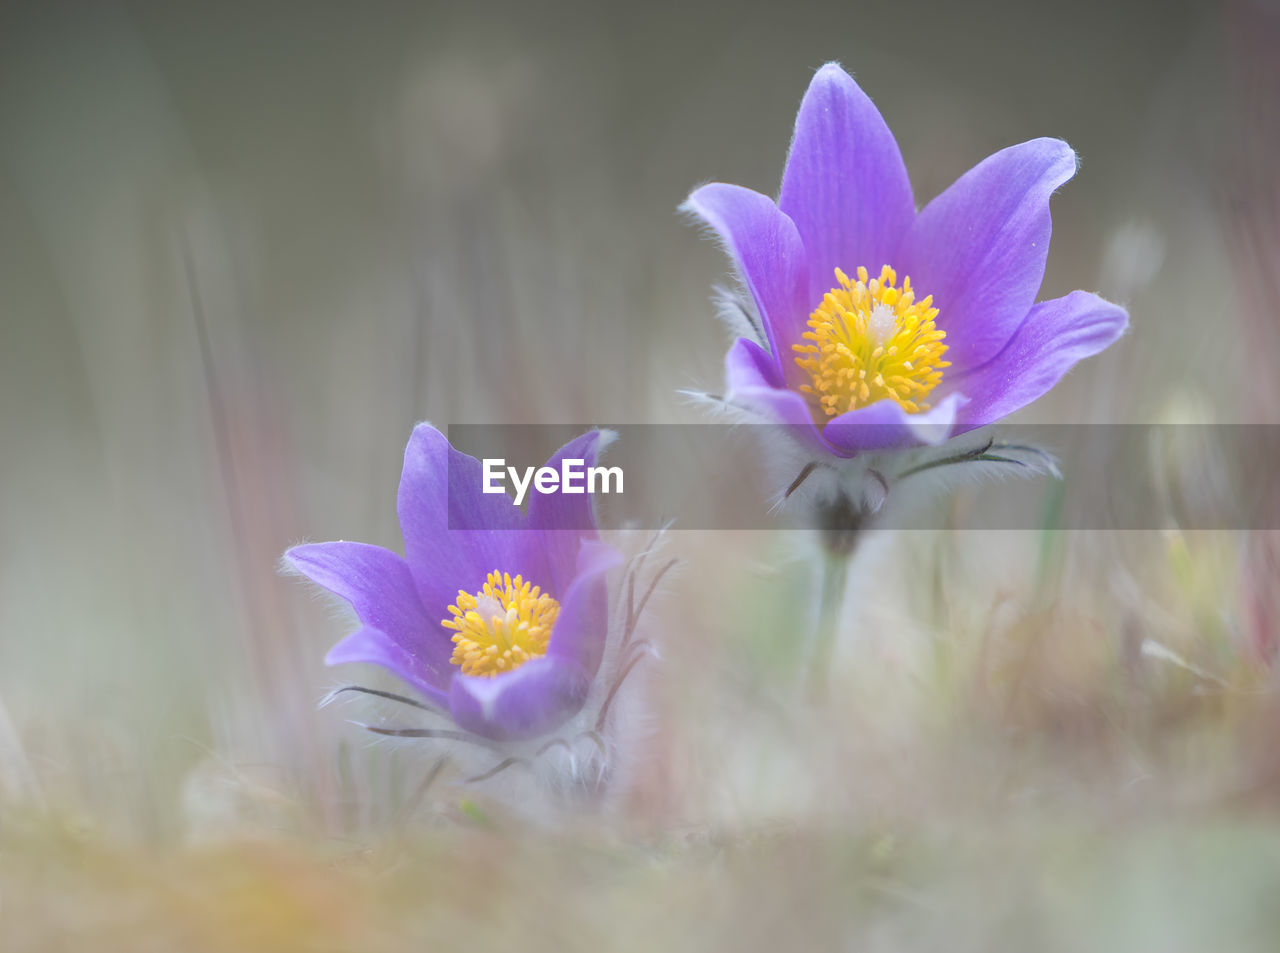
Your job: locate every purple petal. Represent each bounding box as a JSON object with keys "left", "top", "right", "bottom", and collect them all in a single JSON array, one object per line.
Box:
[
  {"left": 820, "top": 392, "right": 966, "bottom": 455},
  {"left": 324, "top": 626, "right": 449, "bottom": 707},
  {"left": 724, "top": 336, "right": 830, "bottom": 453},
  {"left": 448, "top": 656, "right": 590, "bottom": 741},
  {"left": 682, "top": 183, "right": 810, "bottom": 367},
  {"left": 953, "top": 290, "right": 1128, "bottom": 429},
  {"left": 284, "top": 541, "right": 453, "bottom": 688},
  {"left": 726, "top": 334, "right": 787, "bottom": 389},
  {"left": 397, "top": 423, "right": 547, "bottom": 614},
  {"left": 527, "top": 430, "right": 605, "bottom": 594},
  {"left": 899, "top": 138, "right": 1078, "bottom": 373},
  {"left": 545, "top": 538, "right": 624, "bottom": 680},
  {"left": 779, "top": 63, "right": 915, "bottom": 307},
  {"left": 725, "top": 337, "right": 820, "bottom": 421},
  {"left": 727, "top": 340, "right": 885, "bottom": 457}
]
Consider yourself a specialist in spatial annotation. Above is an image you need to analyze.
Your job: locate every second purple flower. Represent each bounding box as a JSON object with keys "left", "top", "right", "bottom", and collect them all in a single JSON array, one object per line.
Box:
[{"left": 285, "top": 424, "right": 622, "bottom": 743}]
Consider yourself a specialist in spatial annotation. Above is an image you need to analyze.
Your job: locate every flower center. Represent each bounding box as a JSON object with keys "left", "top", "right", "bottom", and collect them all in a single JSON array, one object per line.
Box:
[
  {"left": 792, "top": 265, "right": 949, "bottom": 417},
  {"left": 443, "top": 571, "right": 560, "bottom": 678}
]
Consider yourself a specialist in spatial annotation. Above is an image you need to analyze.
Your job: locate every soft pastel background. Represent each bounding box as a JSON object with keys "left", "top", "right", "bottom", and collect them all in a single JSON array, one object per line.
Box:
[{"left": 2, "top": 1, "right": 1279, "bottom": 950}]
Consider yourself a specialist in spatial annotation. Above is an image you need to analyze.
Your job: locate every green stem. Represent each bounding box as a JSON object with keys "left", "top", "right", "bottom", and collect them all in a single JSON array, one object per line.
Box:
[{"left": 808, "top": 548, "right": 850, "bottom": 703}]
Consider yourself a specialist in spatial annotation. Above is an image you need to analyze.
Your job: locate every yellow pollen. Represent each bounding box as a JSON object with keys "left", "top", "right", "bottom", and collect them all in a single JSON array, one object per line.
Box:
[
  {"left": 792, "top": 265, "right": 950, "bottom": 417},
  {"left": 443, "top": 570, "right": 559, "bottom": 678}
]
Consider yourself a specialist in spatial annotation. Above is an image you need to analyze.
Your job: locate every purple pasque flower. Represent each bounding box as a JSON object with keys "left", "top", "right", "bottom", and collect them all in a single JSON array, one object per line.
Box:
[
  {"left": 684, "top": 62, "right": 1128, "bottom": 457},
  {"left": 285, "top": 423, "right": 622, "bottom": 743}
]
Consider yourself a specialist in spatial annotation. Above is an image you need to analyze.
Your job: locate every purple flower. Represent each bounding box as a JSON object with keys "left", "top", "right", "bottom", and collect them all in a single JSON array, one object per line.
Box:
[
  {"left": 285, "top": 423, "right": 622, "bottom": 742},
  {"left": 684, "top": 63, "right": 1128, "bottom": 456}
]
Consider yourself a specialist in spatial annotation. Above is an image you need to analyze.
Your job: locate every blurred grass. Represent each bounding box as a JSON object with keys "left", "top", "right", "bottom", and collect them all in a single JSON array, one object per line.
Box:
[
  {"left": 8, "top": 808, "right": 1280, "bottom": 952},
  {"left": 2, "top": 0, "right": 1279, "bottom": 949}
]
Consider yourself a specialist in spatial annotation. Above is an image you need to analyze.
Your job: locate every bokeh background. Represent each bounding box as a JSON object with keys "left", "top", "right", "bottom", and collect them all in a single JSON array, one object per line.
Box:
[{"left": 2, "top": 0, "right": 1279, "bottom": 950}]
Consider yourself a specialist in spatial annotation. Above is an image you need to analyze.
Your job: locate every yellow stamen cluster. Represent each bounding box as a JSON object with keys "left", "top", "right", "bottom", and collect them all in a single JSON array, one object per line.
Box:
[
  {"left": 793, "top": 265, "right": 949, "bottom": 417},
  {"left": 443, "top": 571, "right": 559, "bottom": 678}
]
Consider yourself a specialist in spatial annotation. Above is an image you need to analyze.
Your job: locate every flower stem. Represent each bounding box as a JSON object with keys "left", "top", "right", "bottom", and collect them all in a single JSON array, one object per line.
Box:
[{"left": 808, "top": 547, "right": 850, "bottom": 703}]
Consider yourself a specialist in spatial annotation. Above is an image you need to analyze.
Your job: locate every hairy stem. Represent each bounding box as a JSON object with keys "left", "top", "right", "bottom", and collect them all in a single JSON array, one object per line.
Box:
[{"left": 808, "top": 548, "right": 851, "bottom": 703}]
